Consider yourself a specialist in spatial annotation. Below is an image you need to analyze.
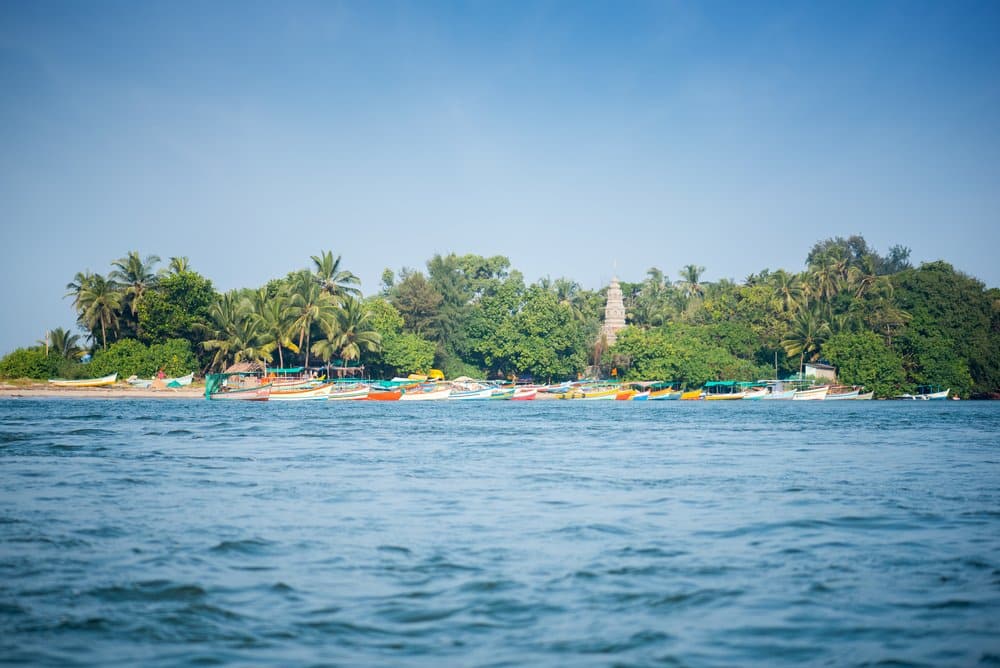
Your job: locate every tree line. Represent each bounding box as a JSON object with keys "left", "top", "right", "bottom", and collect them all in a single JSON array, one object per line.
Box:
[{"left": 1, "top": 236, "right": 998, "bottom": 398}]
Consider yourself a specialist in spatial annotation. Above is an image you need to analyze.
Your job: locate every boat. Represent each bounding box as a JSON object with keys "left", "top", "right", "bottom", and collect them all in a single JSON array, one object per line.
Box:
[
  {"left": 761, "top": 389, "right": 796, "bottom": 400},
  {"left": 825, "top": 386, "right": 861, "bottom": 400},
  {"left": 511, "top": 387, "right": 538, "bottom": 401},
  {"left": 490, "top": 388, "right": 515, "bottom": 400},
  {"left": 917, "top": 386, "right": 950, "bottom": 400},
  {"left": 742, "top": 386, "right": 771, "bottom": 400},
  {"left": 569, "top": 387, "right": 617, "bottom": 400},
  {"left": 399, "top": 385, "right": 451, "bottom": 401},
  {"left": 679, "top": 389, "right": 703, "bottom": 400},
  {"left": 327, "top": 384, "right": 370, "bottom": 401},
  {"left": 856, "top": 391, "right": 874, "bottom": 400},
  {"left": 450, "top": 387, "right": 496, "bottom": 400},
  {"left": 48, "top": 372, "right": 118, "bottom": 388},
  {"left": 366, "top": 388, "right": 402, "bottom": 401},
  {"left": 630, "top": 391, "right": 651, "bottom": 401},
  {"left": 269, "top": 383, "right": 333, "bottom": 401},
  {"left": 792, "top": 386, "right": 829, "bottom": 401},
  {"left": 648, "top": 382, "right": 682, "bottom": 400},
  {"left": 703, "top": 381, "right": 747, "bottom": 400},
  {"left": 204, "top": 372, "right": 271, "bottom": 401}
]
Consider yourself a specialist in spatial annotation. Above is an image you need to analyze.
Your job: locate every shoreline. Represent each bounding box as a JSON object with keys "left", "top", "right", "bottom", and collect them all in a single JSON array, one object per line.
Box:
[{"left": 0, "top": 383, "right": 204, "bottom": 400}]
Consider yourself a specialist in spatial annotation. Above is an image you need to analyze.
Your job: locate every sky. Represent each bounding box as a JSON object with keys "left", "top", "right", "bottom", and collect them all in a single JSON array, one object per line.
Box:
[{"left": 1, "top": 0, "right": 999, "bottom": 354}]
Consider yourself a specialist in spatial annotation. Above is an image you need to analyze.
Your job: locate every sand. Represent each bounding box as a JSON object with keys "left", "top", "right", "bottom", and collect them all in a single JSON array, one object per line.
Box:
[{"left": 0, "top": 383, "right": 204, "bottom": 400}]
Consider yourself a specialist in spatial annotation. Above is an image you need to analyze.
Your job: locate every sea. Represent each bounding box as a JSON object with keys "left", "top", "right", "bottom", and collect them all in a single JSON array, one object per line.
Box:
[{"left": 1, "top": 399, "right": 998, "bottom": 667}]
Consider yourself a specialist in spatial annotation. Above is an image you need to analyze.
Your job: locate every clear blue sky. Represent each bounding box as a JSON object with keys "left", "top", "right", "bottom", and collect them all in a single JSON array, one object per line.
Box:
[{"left": 2, "top": 1, "right": 999, "bottom": 354}]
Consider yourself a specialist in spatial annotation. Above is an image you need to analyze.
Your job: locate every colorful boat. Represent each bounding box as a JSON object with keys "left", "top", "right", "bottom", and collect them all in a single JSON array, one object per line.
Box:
[
  {"left": 204, "top": 372, "right": 271, "bottom": 401},
  {"left": 680, "top": 389, "right": 703, "bottom": 400},
  {"left": 631, "top": 391, "right": 651, "bottom": 401},
  {"left": 512, "top": 388, "right": 538, "bottom": 401},
  {"left": 327, "top": 384, "right": 370, "bottom": 401},
  {"left": 703, "top": 381, "right": 747, "bottom": 400},
  {"left": 570, "top": 388, "right": 617, "bottom": 400},
  {"left": 400, "top": 385, "right": 451, "bottom": 401},
  {"left": 792, "top": 386, "right": 829, "bottom": 401},
  {"left": 490, "top": 388, "right": 515, "bottom": 400},
  {"left": 48, "top": 372, "right": 118, "bottom": 388},
  {"left": 367, "top": 388, "right": 402, "bottom": 401},
  {"left": 269, "top": 383, "right": 333, "bottom": 401}
]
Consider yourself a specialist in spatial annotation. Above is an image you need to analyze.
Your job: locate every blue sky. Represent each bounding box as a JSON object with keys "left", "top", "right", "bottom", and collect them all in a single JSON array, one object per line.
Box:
[{"left": 2, "top": 1, "right": 999, "bottom": 354}]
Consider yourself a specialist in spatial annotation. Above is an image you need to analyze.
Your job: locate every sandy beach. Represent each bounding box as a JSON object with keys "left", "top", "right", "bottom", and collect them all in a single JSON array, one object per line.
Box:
[{"left": 0, "top": 383, "right": 204, "bottom": 400}]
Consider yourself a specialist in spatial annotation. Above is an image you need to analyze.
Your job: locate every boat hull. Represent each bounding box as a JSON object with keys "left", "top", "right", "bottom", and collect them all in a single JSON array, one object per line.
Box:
[
  {"left": 270, "top": 384, "right": 333, "bottom": 401},
  {"left": 680, "top": 389, "right": 702, "bottom": 400},
  {"left": 367, "top": 389, "right": 402, "bottom": 401},
  {"left": 48, "top": 373, "right": 118, "bottom": 388},
  {"left": 207, "top": 384, "right": 271, "bottom": 401},
  {"left": 792, "top": 386, "right": 829, "bottom": 401},
  {"left": 511, "top": 389, "right": 537, "bottom": 401},
  {"left": 400, "top": 388, "right": 451, "bottom": 401},
  {"left": 327, "top": 385, "right": 370, "bottom": 401}
]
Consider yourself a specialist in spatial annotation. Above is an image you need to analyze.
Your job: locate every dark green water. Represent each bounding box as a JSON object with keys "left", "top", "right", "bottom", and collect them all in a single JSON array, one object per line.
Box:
[{"left": 1, "top": 399, "right": 998, "bottom": 666}]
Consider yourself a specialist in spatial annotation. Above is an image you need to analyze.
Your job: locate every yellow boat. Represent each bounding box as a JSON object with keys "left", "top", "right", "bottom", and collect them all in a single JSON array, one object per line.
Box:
[
  {"left": 47, "top": 372, "right": 118, "bottom": 388},
  {"left": 680, "top": 389, "right": 703, "bottom": 400}
]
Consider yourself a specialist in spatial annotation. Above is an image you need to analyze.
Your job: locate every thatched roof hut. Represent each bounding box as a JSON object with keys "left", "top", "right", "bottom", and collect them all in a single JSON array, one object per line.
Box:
[{"left": 224, "top": 361, "right": 265, "bottom": 374}]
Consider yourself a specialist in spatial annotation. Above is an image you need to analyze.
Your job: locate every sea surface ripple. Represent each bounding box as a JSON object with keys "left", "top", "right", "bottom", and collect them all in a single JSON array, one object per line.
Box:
[{"left": 1, "top": 399, "right": 998, "bottom": 666}]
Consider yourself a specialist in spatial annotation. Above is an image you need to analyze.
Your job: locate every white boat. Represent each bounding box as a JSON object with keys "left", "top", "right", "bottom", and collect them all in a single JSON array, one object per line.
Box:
[
  {"left": 792, "top": 386, "right": 829, "bottom": 401},
  {"left": 400, "top": 386, "right": 451, "bottom": 401},
  {"left": 856, "top": 391, "right": 874, "bottom": 400},
  {"left": 449, "top": 387, "right": 496, "bottom": 400},
  {"left": 327, "top": 384, "right": 370, "bottom": 401},
  {"left": 920, "top": 388, "right": 950, "bottom": 400},
  {"left": 761, "top": 389, "right": 796, "bottom": 400},
  {"left": 269, "top": 383, "right": 333, "bottom": 401},
  {"left": 825, "top": 388, "right": 860, "bottom": 400},
  {"left": 511, "top": 388, "right": 538, "bottom": 401},
  {"left": 48, "top": 372, "right": 118, "bottom": 388},
  {"left": 127, "top": 372, "right": 194, "bottom": 389}
]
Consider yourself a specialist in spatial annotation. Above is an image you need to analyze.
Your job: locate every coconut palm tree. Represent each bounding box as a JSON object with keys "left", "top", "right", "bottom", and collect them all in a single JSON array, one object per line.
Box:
[
  {"left": 847, "top": 254, "right": 893, "bottom": 300},
  {"left": 676, "top": 264, "right": 706, "bottom": 301},
  {"left": 781, "top": 307, "right": 832, "bottom": 378},
  {"left": 311, "top": 297, "right": 382, "bottom": 367},
  {"left": 770, "top": 270, "right": 804, "bottom": 314},
  {"left": 73, "top": 273, "right": 123, "bottom": 350},
  {"left": 201, "top": 292, "right": 273, "bottom": 370},
  {"left": 39, "top": 327, "right": 83, "bottom": 359},
  {"left": 252, "top": 290, "right": 298, "bottom": 370},
  {"left": 288, "top": 271, "right": 339, "bottom": 368},
  {"left": 111, "top": 251, "right": 161, "bottom": 312},
  {"left": 808, "top": 257, "right": 843, "bottom": 303},
  {"left": 167, "top": 256, "right": 191, "bottom": 275},
  {"left": 311, "top": 251, "right": 361, "bottom": 300}
]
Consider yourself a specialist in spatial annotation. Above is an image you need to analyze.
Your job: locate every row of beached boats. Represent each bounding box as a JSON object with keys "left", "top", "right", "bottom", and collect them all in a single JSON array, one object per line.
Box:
[
  {"left": 201, "top": 374, "right": 929, "bottom": 402},
  {"left": 46, "top": 372, "right": 195, "bottom": 389}
]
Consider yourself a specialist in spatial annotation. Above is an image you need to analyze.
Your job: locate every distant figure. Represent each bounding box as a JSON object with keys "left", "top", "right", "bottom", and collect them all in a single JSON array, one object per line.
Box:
[{"left": 156, "top": 368, "right": 166, "bottom": 380}]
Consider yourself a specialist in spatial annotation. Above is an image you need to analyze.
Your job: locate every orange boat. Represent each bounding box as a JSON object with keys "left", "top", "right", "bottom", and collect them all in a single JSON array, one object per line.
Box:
[{"left": 367, "top": 389, "right": 402, "bottom": 401}]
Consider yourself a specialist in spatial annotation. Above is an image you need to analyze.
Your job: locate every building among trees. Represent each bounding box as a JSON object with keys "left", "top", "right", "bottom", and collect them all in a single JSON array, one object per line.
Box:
[{"left": 601, "top": 277, "right": 626, "bottom": 346}]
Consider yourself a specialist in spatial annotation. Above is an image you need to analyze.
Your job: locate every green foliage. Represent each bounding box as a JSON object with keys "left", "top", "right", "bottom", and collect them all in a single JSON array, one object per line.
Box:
[
  {"left": 88, "top": 338, "right": 198, "bottom": 378},
  {"left": 379, "top": 332, "right": 437, "bottom": 377},
  {"left": 822, "top": 331, "right": 907, "bottom": 398},
  {"left": 136, "top": 271, "right": 217, "bottom": 346},
  {"left": 612, "top": 325, "right": 771, "bottom": 384},
  {"left": 0, "top": 347, "right": 64, "bottom": 379}
]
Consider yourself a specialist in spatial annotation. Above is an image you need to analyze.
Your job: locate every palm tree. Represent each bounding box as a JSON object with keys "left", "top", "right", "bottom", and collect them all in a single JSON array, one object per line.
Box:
[
  {"left": 809, "top": 257, "right": 843, "bottom": 303},
  {"left": 73, "top": 273, "right": 123, "bottom": 350},
  {"left": 167, "top": 256, "right": 191, "bottom": 275},
  {"left": 312, "top": 297, "right": 382, "bottom": 366},
  {"left": 781, "top": 307, "right": 832, "bottom": 378},
  {"left": 252, "top": 290, "right": 298, "bottom": 369},
  {"left": 847, "top": 254, "right": 892, "bottom": 300},
  {"left": 311, "top": 251, "right": 361, "bottom": 300},
  {"left": 39, "top": 327, "right": 83, "bottom": 359},
  {"left": 770, "top": 270, "right": 804, "bottom": 313},
  {"left": 110, "top": 251, "right": 161, "bottom": 312},
  {"left": 676, "top": 264, "right": 706, "bottom": 301},
  {"left": 288, "top": 271, "right": 339, "bottom": 368},
  {"left": 201, "top": 292, "right": 273, "bottom": 370}
]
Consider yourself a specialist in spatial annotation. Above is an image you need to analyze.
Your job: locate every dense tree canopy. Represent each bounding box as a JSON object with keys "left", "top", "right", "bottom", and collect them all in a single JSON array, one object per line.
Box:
[{"left": 2, "top": 238, "right": 998, "bottom": 397}]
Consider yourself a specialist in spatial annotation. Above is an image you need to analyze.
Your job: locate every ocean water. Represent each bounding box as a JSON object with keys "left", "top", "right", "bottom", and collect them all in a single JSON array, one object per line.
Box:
[{"left": 1, "top": 399, "right": 998, "bottom": 667}]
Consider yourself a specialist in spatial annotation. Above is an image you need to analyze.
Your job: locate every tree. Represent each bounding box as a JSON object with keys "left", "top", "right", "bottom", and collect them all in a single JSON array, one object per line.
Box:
[
  {"left": 167, "top": 256, "right": 191, "bottom": 275},
  {"left": 364, "top": 297, "right": 434, "bottom": 377},
  {"left": 136, "top": 270, "right": 216, "bottom": 347},
  {"left": 676, "top": 264, "right": 706, "bottom": 301},
  {"left": 71, "top": 273, "right": 123, "bottom": 350},
  {"left": 391, "top": 270, "right": 442, "bottom": 336},
  {"left": 781, "top": 307, "right": 831, "bottom": 378},
  {"left": 311, "top": 297, "right": 381, "bottom": 366},
  {"left": 770, "top": 270, "right": 804, "bottom": 314},
  {"left": 822, "top": 331, "right": 907, "bottom": 397},
  {"left": 39, "top": 327, "right": 82, "bottom": 360},
  {"left": 110, "top": 251, "right": 161, "bottom": 337},
  {"left": 201, "top": 292, "right": 272, "bottom": 370},
  {"left": 311, "top": 251, "right": 361, "bottom": 300},
  {"left": 288, "top": 270, "right": 338, "bottom": 368},
  {"left": 252, "top": 290, "right": 298, "bottom": 369}
]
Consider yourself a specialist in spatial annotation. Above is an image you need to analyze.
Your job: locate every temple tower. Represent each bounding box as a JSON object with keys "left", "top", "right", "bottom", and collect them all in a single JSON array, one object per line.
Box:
[{"left": 601, "top": 277, "right": 626, "bottom": 346}]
